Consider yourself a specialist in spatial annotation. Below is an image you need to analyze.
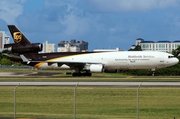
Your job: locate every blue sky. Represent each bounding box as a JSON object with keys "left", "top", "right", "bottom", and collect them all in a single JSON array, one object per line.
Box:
[{"left": 1, "top": 0, "right": 180, "bottom": 51}]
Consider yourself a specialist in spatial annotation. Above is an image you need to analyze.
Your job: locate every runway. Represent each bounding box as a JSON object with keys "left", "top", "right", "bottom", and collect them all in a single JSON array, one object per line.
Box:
[
  {"left": 1, "top": 82, "right": 180, "bottom": 87},
  {"left": 0, "top": 72, "right": 180, "bottom": 87}
]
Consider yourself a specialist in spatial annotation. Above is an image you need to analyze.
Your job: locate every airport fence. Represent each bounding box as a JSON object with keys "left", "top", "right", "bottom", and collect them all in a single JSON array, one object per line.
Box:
[{"left": 0, "top": 86, "right": 180, "bottom": 119}]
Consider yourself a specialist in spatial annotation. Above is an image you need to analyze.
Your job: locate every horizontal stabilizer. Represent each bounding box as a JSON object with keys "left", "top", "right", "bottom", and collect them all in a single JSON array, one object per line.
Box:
[{"left": 20, "top": 55, "right": 31, "bottom": 64}]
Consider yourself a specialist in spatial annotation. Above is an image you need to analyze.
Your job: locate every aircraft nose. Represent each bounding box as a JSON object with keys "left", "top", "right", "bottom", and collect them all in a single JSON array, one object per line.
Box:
[
  {"left": 175, "top": 58, "right": 179, "bottom": 64},
  {"left": 172, "top": 58, "right": 179, "bottom": 65}
]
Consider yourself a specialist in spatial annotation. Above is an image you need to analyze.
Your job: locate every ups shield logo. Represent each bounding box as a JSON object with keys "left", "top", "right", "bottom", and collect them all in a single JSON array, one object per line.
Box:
[{"left": 13, "top": 32, "right": 22, "bottom": 43}]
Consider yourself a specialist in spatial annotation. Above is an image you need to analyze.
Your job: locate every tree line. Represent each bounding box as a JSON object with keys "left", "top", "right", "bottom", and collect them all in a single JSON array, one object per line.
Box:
[{"left": 0, "top": 52, "right": 21, "bottom": 66}]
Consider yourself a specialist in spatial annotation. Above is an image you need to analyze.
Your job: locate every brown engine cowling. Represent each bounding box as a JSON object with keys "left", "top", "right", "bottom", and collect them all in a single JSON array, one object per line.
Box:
[{"left": 4, "top": 43, "right": 43, "bottom": 54}]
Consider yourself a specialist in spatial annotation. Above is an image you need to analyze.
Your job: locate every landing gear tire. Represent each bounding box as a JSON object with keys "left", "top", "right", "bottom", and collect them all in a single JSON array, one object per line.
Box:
[
  {"left": 87, "top": 73, "right": 92, "bottom": 76},
  {"left": 72, "top": 73, "right": 80, "bottom": 77}
]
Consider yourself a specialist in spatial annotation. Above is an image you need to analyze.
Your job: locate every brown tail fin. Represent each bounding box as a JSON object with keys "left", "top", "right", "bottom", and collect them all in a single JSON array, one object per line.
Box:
[{"left": 8, "top": 25, "right": 31, "bottom": 45}]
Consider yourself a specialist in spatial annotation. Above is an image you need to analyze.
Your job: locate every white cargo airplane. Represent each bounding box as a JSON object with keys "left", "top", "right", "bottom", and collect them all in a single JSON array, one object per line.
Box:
[{"left": 4, "top": 25, "right": 179, "bottom": 76}]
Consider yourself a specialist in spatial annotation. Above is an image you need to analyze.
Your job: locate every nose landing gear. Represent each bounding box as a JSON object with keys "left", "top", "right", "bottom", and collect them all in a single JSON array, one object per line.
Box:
[{"left": 151, "top": 69, "right": 155, "bottom": 76}]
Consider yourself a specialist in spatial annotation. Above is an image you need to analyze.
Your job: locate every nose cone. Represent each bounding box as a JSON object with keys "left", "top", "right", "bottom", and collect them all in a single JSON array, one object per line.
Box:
[
  {"left": 175, "top": 58, "right": 179, "bottom": 64},
  {"left": 171, "top": 58, "right": 179, "bottom": 66}
]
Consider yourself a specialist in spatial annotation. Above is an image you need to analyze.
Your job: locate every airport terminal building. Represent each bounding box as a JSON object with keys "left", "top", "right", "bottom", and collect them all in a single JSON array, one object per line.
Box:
[{"left": 134, "top": 38, "right": 180, "bottom": 53}]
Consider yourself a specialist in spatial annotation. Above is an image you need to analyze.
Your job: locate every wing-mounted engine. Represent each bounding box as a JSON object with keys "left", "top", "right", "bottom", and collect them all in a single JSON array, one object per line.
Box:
[
  {"left": 84, "top": 64, "right": 104, "bottom": 73},
  {"left": 4, "top": 43, "right": 43, "bottom": 54},
  {"left": 71, "top": 63, "right": 104, "bottom": 77}
]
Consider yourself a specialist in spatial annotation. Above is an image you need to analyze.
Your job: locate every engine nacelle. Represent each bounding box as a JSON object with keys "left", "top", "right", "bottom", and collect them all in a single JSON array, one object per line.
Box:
[
  {"left": 89, "top": 64, "right": 104, "bottom": 73},
  {"left": 4, "top": 43, "right": 43, "bottom": 53}
]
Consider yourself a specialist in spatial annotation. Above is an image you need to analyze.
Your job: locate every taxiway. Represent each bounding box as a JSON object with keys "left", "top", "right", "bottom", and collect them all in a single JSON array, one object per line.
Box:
[{"left": 1, "top": 82, "right": 180, "bottom": 87}]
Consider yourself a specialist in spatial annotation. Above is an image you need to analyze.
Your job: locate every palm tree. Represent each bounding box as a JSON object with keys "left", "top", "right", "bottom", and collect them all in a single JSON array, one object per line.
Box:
[
  {"left": 172, "top": 45, "right": 180, "bottom": 57},
  {"left": 128, "top": 45, "right": 142, "bottom": 51}
]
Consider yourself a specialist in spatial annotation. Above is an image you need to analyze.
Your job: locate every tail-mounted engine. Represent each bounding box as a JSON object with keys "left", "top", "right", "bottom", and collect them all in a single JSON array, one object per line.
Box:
[{"left": 4, "top": 43, "right": 43, "bottom": 54}]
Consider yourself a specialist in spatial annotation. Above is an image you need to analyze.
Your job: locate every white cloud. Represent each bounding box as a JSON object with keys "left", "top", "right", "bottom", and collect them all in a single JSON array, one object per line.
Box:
[
  {"left": 0, "top": 0, "right": 26, "bottom": 24},
  {"left": 41, "top": 0, "right": 92, "bottom": 37},
  {"left": 60, "top": 10, "right": 93, "bottom": 37},
  {"left": 88, "top": 0, "right": 179, "bottom": 12}
]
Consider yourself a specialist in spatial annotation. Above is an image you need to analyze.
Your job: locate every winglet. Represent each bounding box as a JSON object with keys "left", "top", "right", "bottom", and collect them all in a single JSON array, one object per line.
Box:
[{"left": 20, "top": 55, "right": 31, "bottom": 64}]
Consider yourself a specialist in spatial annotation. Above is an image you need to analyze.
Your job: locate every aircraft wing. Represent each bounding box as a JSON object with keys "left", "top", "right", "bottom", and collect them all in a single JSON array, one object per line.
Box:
[
  {"left": 20, "top": 55, "right": 103, "bottom": 70},
  {"left": 20, "top": 54, "right": 102, "bottom": 64}
]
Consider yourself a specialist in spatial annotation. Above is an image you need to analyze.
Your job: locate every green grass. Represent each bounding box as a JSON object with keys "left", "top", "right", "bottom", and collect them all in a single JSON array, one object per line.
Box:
[
  {"left": 0, "top": 69, "right": 180, "bottom": 118},
  {"left": 0, "top": 86, "right": 180, "bottom": 119}
]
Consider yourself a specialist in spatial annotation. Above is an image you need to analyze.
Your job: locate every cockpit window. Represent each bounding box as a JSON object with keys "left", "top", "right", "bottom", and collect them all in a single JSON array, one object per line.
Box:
[{"left": 168, "top": 55, "right": 175, "bottom": 58}]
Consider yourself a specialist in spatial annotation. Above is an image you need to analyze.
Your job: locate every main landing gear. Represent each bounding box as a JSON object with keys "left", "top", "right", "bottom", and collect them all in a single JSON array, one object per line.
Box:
[{"left": 72, "top": 72, "right": 92, "bottom": 77}]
